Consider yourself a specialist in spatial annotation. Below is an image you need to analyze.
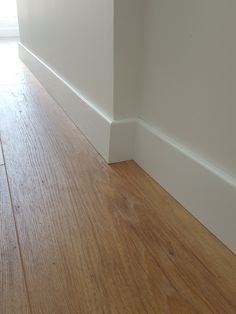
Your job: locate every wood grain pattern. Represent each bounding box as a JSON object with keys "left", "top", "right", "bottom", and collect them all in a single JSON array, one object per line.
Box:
[
  {"left": 0, "top": 39, "right": 235, "bottom": 314},
  {"left": 112, "top": 161, "right": 236, "bottom": 310},
  {"left": 0, "top": 165, "right": 31, "bottom": 313}
]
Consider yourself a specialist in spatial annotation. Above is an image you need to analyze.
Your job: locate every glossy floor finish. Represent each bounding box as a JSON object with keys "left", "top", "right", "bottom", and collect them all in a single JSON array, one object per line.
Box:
[{"left": 0, "top": 39, "right": 235, "bottom": 314}]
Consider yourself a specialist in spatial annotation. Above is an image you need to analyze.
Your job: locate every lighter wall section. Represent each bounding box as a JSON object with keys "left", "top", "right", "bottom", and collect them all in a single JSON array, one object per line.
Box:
[{"left": 17, "top": 0, "right": 114, "bottom": 118}]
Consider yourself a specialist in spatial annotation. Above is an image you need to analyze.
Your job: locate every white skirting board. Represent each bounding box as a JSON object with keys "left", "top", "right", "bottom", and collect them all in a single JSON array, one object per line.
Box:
[
  {"left": 134, "top": 120, "right": 236, "bottom": 253},
  {"left": 19, "top": 43, "right": 135, "bottom": 163},
  {"left": 109, "top": 119, "right": 136, "bottom": 163},
  {"left": 19, "top": 42, "right": 236, "bottom": 253},
  {"left": 19, "top": 43, "right": 112, "bottom": 161}
]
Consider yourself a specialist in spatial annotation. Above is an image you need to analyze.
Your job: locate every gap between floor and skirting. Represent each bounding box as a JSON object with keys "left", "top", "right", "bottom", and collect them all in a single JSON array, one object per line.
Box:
[{"left": 19, "top": 42, "right": 236, "bottom": 253}]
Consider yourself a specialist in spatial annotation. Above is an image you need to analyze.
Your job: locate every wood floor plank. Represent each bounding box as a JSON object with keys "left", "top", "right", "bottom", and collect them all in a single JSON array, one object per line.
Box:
[
  {"left": 0, "top": 165, "right": 31, "bottom": 313},
  {"left": 112, "top": 161, "right": 236, "bottom": 310},
  {"left": 0, "top": 39, "right": 235, "bottom": 314}
]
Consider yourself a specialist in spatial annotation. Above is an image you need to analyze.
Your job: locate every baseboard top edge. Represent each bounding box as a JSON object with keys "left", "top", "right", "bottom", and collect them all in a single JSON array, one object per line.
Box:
[
  {"left": 19, "top": 42, "right": 113, "bottom": 125},
  {"left": 136, "top": 118, "right": 236, "bottom": 189}
]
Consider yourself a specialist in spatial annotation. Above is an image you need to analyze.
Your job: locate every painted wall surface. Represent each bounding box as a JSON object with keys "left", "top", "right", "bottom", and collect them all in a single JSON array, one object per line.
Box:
[
  {"left": 113, "top": 0, "right": 144, "bottom": 120},
  {"left": 17, "top": 0, "right": 114, "bottom": 118},
  {"left": 140, "top": 0, "right": 236, "bottom": 178}
]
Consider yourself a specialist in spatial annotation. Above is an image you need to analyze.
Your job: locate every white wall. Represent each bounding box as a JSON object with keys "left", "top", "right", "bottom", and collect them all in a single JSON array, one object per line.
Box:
[
  {"left": 113, "top": 0, "right": 144, "bottom": 120},
  {"left": 140, "top": 0, "right": 236, "bottom": 178},
  {"left": 17, "top": 0, "right": 114, "bottom": 118}
]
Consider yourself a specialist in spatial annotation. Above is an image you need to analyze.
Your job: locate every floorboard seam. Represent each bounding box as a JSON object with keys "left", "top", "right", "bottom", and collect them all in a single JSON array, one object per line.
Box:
[{"left": 0, "top": 139, "right": 34, "bottom": 314}]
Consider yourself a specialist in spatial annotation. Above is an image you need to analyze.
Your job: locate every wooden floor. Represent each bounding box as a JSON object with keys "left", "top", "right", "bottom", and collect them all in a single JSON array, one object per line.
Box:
[{"left": 0, "top": 39, "right": 235, "bottom": 314}]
